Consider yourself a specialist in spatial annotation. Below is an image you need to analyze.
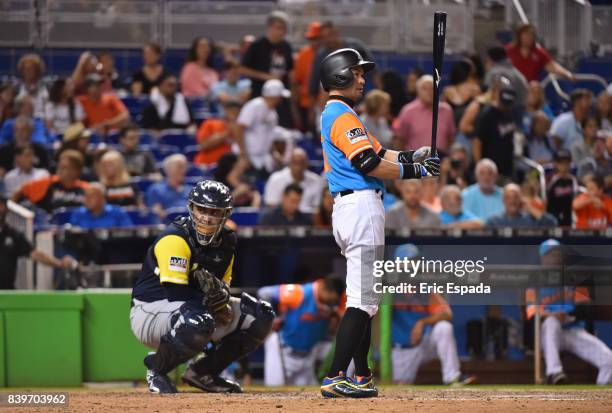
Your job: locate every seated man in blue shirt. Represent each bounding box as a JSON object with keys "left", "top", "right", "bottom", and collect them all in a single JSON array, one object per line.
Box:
[
  {"left": 439, "top": 185, "right": 483, "bottom": 229},
  {"left": 145, "top": 154, "right": 191, "bottom": 217},
  {"left": 461, "top": 159, "right": 504, "bottom": 221},
  {"left": 70, "top": 183, "right": 133, "bottom": 229},
  {"left": 0, "top": 95, "right": 49, "bottom": 145},
  {"left": 486, "top": 183, "right": 557, "bottom": 228}
]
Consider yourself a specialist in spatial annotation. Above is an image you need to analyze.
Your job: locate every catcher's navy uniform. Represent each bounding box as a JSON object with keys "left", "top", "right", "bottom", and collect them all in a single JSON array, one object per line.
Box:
[{"left": 129, "top": 180, "right": 274, "bottom": 394}]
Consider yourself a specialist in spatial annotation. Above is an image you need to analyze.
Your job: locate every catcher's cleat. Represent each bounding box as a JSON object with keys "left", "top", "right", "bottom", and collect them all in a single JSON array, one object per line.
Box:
[
  {"left": 353, "top": 374, "right": 379, "bottom": 397},
  {"left": 146, "top": 369, "right": 178, "bottom": 394},
  {"left": 320, "top": 373, "right": 377, "bottom": 398},
  {"left": 182, "top": 367, "right": 243, "bottom": 393}
]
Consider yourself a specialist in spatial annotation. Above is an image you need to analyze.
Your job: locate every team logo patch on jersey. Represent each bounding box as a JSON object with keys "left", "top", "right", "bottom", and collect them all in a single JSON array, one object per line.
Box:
[
  {"left": 169, "top": 256, "right": 188, "bottom": 273},
  {"left": 345, "top": 127, "right": 368, "bottom": 144}
]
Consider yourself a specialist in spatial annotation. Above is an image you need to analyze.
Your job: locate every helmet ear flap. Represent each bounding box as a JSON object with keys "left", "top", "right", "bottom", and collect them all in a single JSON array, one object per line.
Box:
[{"left": 333, "top": 68, "right": 354, "bottom": 89}]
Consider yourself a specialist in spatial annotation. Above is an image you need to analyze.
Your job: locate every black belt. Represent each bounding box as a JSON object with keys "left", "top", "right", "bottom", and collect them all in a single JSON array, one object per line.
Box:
[{"left": 334, "top": 189, "right": 383, "bottom": 200}]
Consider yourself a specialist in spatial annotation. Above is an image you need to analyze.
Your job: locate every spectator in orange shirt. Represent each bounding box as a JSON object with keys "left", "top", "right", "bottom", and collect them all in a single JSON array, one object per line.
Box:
[
  {"left": 293, "top": 21, "right": 321, "bottom": 132},
  {"left": 77, "top": 74, "right": 129, "bottom": 134},
  {"left": 12, "top": 149, "right": 88, "bottom": 212},
  {"left": 572, "top": 174, "right": 612, "bottom": 229},
  {"left": 194, "top": 101, "right": 242, "bottom": 167}
]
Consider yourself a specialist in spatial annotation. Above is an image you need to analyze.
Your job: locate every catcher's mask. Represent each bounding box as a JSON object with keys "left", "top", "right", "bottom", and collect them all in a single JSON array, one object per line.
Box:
[{"left": 188, "top": 180, "right": 232, "bottom": 246}]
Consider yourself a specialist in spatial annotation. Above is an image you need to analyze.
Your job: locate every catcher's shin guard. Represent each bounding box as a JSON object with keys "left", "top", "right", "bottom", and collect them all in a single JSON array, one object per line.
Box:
[
  {"left": 190, "top": 293, "right": 275, "bottom": 376},
  {"left": 145, "top": 302, "right": 215, "bottom": 374}
]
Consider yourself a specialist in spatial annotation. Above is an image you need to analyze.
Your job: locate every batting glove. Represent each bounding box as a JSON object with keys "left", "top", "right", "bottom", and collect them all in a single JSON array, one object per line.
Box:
[
  {"left": 397, "top": 146, "right": 432, "bottom": 163},
  {"left": 416, "top": 157, "right": 440, "bottom": 178}
]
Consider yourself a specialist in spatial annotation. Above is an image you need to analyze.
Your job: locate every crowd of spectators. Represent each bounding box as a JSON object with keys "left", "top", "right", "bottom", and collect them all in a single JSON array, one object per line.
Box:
[{"left": 0, "top": 13, "right": 610, "bottom": 233}]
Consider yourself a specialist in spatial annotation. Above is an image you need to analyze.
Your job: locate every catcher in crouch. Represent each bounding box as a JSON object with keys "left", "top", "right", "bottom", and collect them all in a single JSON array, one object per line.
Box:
[{"left": 129, "top": 180, "right": 274, "bottom": 394}]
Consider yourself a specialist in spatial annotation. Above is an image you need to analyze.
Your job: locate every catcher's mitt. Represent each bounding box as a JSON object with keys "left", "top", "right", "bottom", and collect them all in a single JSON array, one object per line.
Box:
[{"left": 193, "top": 268, "right": 231, "bottom": 313}]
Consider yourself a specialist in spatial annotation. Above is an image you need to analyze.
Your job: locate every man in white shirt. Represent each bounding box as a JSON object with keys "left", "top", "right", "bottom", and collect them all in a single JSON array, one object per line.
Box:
[
  {"left": 4, "top": 144, "right": 49, "bottom": 197},
  {"left": 236, "top": 79, "right": 289, "bottom": 172},
  {"left": 263, "top": 147, "right": 322, "bottom": 213}
]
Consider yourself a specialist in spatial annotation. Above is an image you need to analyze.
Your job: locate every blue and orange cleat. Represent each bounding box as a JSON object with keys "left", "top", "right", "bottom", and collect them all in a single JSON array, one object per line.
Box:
[
  {"left": 353, "top": 374, "right": 379, "bottom": 397},
  {"left": 320, "top": 372, "right": 378, "bottom": 398}
]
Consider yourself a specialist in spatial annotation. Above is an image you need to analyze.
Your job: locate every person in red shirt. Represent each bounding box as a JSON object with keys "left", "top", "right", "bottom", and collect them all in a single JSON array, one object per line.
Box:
[
  {"left": 77, "top": 74, "right": 129, "bottom": 134},
  {"left": 572, "top": 174, "right": 612, "bottom": 229},
  {"left": 505, "top": 24, "right": 574, "bottom": 82},
  {"left": 292, "top": 21, "right": 322, "bottom": 132},
  {"left": 194, "top": 101, "right": 242, "bottom": 167}
]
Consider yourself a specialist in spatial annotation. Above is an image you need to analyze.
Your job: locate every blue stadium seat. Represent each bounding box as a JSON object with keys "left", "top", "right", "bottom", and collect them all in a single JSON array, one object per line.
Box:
[
  {"left": 159, "top": 131, "right": 197, "bottom": 151},
  {"left": 188, "top": 97, "right": 220, "bottom": 121},
  {"left": 126, "top": 209, "right": 161, "bottom": 226},
  {"left": 230, "top": 207, "right": 260, "bottom": 226},
  {"left": 139, "top": 130, "right": 155, "bottom": 146},
  {"left": 151, "top": 144, "right": 180, "bottom": 162},
  {"left": 121, "top": 96, "right": 150, "bottom": 122},
  {"left": 88, "top": 132, "right": 103, "bottom": 145},
  {"left": 130, "top": 177, "right": 160, "bottom": 193},
  {"left": 184, "top": 144, "right": 201, "bottom": 162},
  {"left": 51, "top": 208, "right": 78, "bottom": 226},
  {"left": 106, "top": 130, "right": 122, "bottom": 145},
  {"left": 185, "top": 176, "right": 204, "bottom": 185},
  {"left": 186, "top": 164, "right": 206, "bottom": 178},
  {"left": 297, "top": 137, "right": 324, "bottom": 161},
  {"left": 164, "top": 207, "right": 189, "bottom": 224}
]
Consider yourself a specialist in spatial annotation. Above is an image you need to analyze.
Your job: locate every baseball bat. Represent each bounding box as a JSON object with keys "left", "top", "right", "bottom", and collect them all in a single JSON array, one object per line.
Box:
[{"left": 431, "top": 11, "right": 447, "bottom": 156}]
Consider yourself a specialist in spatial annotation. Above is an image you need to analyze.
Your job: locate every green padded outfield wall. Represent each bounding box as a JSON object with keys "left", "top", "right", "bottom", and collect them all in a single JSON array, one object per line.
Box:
[
  {"left": 0, "top": 292, "right": 84, "bottom": 386},
  {"left": 0, "top": 313, "right": 5, "bottom": 387},
  {"left": 0, "top": 290, "right": 150, "bottom": 387},
  {"left": 82, "top": 290, "right": 150, "bottom": 381}
]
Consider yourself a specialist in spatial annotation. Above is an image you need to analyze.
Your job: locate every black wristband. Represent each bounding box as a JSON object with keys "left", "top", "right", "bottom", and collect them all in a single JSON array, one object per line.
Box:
[
  {"left": 401, "top": 162, "right": 421, "bottom": 179},
  {"left": 378, "top": 148, "right": 387, "bottom": 158},
  {"left": 397, "top": 150, "right": 415, "bottom": 163}
]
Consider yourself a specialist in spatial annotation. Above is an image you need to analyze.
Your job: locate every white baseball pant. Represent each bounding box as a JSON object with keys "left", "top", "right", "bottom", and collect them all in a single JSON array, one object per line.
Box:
[
  {"left": 331, "top": 189, "right": 385, "bottom": 317},
  {"left": 264, "top": 332, "right": 332, "bottom": 386},
  {"left": 129, "top": 297, "right": 254, "bottom": 349},
  {"left": 541, "top": 316, "right": 612, "bottom": 385},
  {"left": 391, "top": 320, "right": 461, "bottom": 384}
]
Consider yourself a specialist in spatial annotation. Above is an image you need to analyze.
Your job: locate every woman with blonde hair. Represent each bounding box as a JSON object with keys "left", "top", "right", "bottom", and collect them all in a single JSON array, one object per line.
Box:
[
  {"left": 98, "top": 150, "right": 141, "bottom": 207},
  {"left": 16, "top": 53, "right": 48, "bottom": 118},
  {"left": 360, "top": 89, "right": 393, "bottom": 147}
]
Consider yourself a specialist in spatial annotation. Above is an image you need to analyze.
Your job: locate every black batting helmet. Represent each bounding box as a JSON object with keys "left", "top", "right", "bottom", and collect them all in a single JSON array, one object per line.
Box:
[
  {"left": 188, "top": 180, "right": 232, "bottom": 246},
  {"left": 320, "top": 48, "right": 375, "bottom": 92}
]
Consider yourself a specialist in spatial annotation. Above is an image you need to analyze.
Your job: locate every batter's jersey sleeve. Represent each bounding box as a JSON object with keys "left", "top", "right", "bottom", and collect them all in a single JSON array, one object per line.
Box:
[
  {"left": 329, "top": 112, "right": 382, "bottom": 161},
  {"left": 320, "top": 100, "right": 384, "bottom": 193}
]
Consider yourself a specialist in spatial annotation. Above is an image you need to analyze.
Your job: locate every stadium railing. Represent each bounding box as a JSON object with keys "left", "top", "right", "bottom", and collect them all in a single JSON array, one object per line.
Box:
[
  {"left": 7, "top": 200, "right": 35, "bottom": 289},
  {"left": 505, "top": 0, "right": 593, "bottom": 61},
  {"left": 0, "top": 0, "right": 474, "bottom": 54},
  {"left": 541, "top": 73, "right": 609, "bottom": 113}
]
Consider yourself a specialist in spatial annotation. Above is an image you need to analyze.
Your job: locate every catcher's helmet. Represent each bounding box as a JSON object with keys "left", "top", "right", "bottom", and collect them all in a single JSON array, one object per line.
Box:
[
  {"left": 187, "top": 180, "right": 232, "bottom": 246},
  {"left": 320, "top": 48, "right": 375, "bottom": 92}
]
